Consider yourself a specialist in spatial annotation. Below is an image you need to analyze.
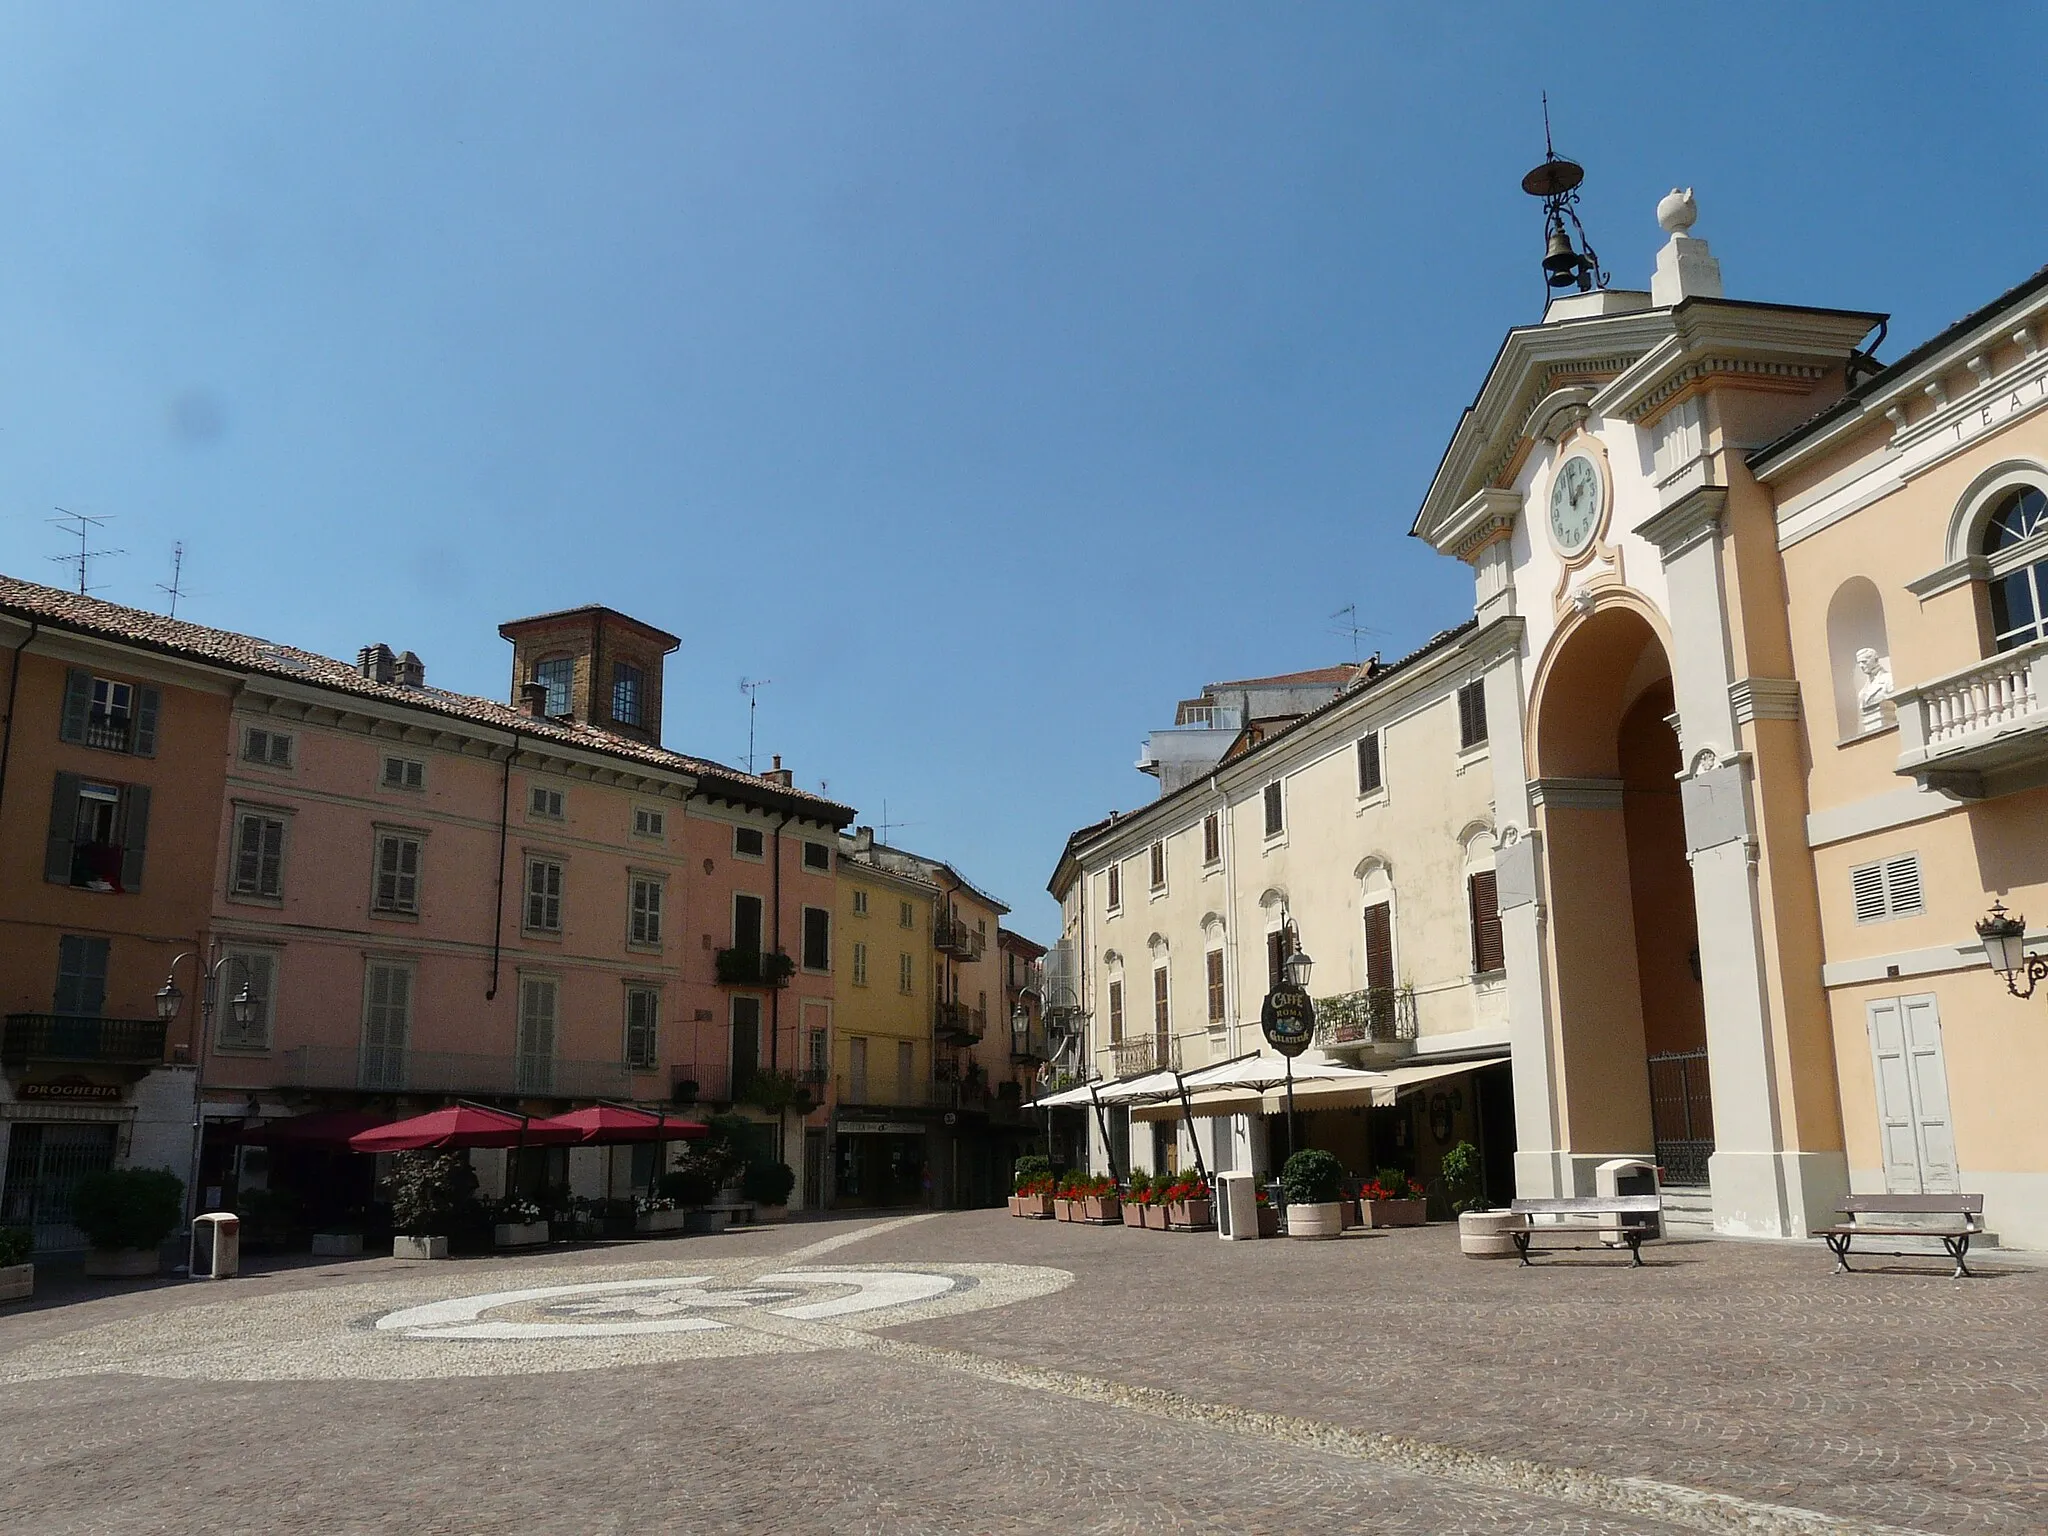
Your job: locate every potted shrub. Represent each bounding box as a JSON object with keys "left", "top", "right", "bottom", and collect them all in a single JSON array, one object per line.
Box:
[
  {"left": 0, "top": 1225, "right": 32, "bottom": 1301},
  {"left": 75, "top": 1167, "right": 185, "bottom": 1276},
  {"left": 1120, "top": 1171, "right": 1150, "bottom": 1227},
  {"left": 743, "top": 1160, "right": 796, "bottom": 1221},
  {"left": 1077, "top": 1174, "right": 1120, "bottom": 1225},
  {"left": 1281, "top": 1149, "right": 1346, "bottom": 1239},
  {"left": 647, "top": 1169, "right": 714, "bottom": 1234},
  {"left": 1360, "top": 1166, "right": 1428, "bottom": 1228},
  {"left": 383, "top": 1151, "right": 475, "bottom": 1259},
  {"left": 491, "top": 1197, "right": 549, "bottom": 1248},
  {"left": 1163, "top": 1176, "right": 1213, "bottom": 1231}
]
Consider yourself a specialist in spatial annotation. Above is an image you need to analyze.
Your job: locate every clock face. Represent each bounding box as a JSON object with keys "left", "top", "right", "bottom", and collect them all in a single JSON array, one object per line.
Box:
[{"left": 1549, "top": 454, "right": 1604, "bottom": 557}]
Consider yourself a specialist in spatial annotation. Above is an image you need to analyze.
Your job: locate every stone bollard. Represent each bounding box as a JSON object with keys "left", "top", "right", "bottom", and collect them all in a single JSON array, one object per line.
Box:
[{"left": 1458, "top": 1208, "right": 1519, "bottom": 1258}]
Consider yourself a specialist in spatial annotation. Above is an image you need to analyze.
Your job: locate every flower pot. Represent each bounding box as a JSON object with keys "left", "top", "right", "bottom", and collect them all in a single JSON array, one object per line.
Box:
[
  {"left": 1083, "top": 1196, "right": 1121, "bottom": 1225},
  {"left": 1339, "top": 1199, "right": 1358, "bottom": 1230},
  {"left": 0, "top": 1262, "right": 32, "bottom": 1303},
  {"left": 84, "top": 1247, "right": 161, "bottom": 1277},
  {"left": 493, "top": 1220, "right": 550, "bottom": 1248},
  {"left": 1363, "top": 1198, "right": 1427, "bottom": 1228},
  {"left": 392, "top": 1235, "right": 449, "bottom": 1260},
  {"left": 1459, "top": 1208, "right": 1520, "bottom": 1258},
  {"left": 1054, "top": 1198, "right": 1077, "bottom": 1222},
  {"left": 1286, "top": 1201, "right": 1345, "bottom": 1239},
  {"left": 683, "top": 1209, "right": 730, "bottom": 1235},
  {"left": 755, "top": 1203, "right": 790, "bottom": 1224},
  {"left": 1120, "top": 1202, "right": 1145, "bottom": 1228},
  {"left": 1167, "top": 1198, "right": 1213, "bottom": 1231},
  {"left": 1007, "top": 1195, "right": 1022, "bottom": 1217},
  {"left": 310, "top": 1232, "right": 364, "bottom": 1258},
  {"left": 1256, "top": 1206, "right": 1280, "bottom": 1238},
  {"left": 635, "top": 1209, "right": 690, "bottom": 1235},
  {"left": 1142, "top": 1204, "right": 1169, "bottom": 1230}
]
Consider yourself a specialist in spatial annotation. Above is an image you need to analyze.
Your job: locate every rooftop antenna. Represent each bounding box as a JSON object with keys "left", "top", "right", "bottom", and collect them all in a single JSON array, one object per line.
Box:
[
  {"left": 876, "top": 798, "right": 920, "bottom": 846},
  {"left": 738, "top": 677, "right": 773, "bottom": 774},
  {"left": 155, "top": 542, "right": 188, "bottom": 618},
  {"left": 47, "top": 508, "right": 124, "bottom": 595},
  {"left": 1521, "top": 93, "right": 1606, "bottom": 306},
  {"left": 1328, "top": 603, "right": 1383, "bottom": 664}
]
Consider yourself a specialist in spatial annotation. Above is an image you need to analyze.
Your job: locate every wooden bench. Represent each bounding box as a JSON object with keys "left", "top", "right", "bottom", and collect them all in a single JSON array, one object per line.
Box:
[
  {"left": 1502, "top": 1195, "right": 1663, "bottom": 1267},
  {"left": 1815, "top": 1194, "right": 1984, "bottom": 1278}
]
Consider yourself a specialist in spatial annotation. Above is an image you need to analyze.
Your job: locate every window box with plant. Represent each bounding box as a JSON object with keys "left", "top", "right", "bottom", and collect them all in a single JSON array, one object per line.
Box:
[
  {"left": 1163, "top": 1176, "right": 1212, "bottom": 1231},
  {"left": 0, "top": 1225, "right": 33, "bottom": 1302},
  {"left": 1359, "top": 1167, "right": 1427, "bottom": 1228},
  {"left": 74, "top": 1167, "right": 185, "bottom": 1276},
  {"left": 1280, "top": 1149, "right": 1346, "bottom": 1240}
]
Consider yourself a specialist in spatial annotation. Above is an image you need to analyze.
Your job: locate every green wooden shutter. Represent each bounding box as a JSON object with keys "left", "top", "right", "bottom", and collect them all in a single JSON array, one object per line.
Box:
[
  {"left": 54, "top": 935, "right": 110, "bottom": 1016},
  {"left": 44, "top": 772, "right": 81, "bottom": 883},
  {"left": 132, "top": 687, "right": 161, "bottom": 757},
  {"left": 118, "top": 784, "right": 152, "bottom": 892},
  {"left": 59, "top": 669, "right": 92, "bottom": 743}
]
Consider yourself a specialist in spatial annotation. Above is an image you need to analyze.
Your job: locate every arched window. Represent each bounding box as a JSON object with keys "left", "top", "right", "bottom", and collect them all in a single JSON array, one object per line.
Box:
[{"left": 1982, "top": 485, "right": 2048, "bottom": 652}]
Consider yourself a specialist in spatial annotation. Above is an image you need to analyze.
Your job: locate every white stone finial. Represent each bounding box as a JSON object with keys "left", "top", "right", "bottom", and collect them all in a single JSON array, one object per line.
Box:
[{"left": 1656, "top": 187, "right": 1698, "bottom": 236}]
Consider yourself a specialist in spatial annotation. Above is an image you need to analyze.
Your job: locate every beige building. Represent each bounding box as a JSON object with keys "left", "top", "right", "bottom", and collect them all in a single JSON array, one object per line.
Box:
[{"left": 1050, "top": 621, "right": 1518, "bottom": 1197}]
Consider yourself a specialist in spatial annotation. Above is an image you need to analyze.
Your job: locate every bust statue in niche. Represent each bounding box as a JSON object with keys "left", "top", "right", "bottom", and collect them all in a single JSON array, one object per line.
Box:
[{"left": 1855, "top": 648, "right": 1894, "bottom": 730}]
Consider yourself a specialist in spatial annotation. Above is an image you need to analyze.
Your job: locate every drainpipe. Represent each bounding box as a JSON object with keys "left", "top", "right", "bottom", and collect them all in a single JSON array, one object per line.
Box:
[
  {"left": 486, "top": 731, "right": 518, "bottom": 1001},
  {"left": 0, "top": 620, "right": 39, "bottom": 834}
]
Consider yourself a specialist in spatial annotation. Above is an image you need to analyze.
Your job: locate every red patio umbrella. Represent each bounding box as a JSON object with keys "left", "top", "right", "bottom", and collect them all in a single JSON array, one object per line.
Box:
[
  {"left": 348, "top": 1103, "right": 580, "bottom": 1153},
  {"left": 526, "top": 1104, "right": 709, "bottom": 1145},
  {"left": 242, "top": 1109, "right": 391, "bottom": 1149}
]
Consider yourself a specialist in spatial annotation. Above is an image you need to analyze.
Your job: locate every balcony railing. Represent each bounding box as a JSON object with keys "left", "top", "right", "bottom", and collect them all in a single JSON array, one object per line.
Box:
[
  {"left": 1313, "top": 986, "right": 1418, "bottom": 1049},
  {"left": 836, "top": 1073, "right": 939, "bottom": 1109},
  {"left": 669, "top": 1063, "right": 730, "bottom": 1105},
  {"left": 933, "top": 917, "right": 984, "bottom": 961},
  {"left": 2, "top": 1014, "right": 167, "bottom": 1068},
  {"left": 1109, "top": 1033, "right": 1177, "bottom": 1078},
  {"left": 935, "top": 1002, "right": 986, "bottom": 1045},
  {"left": 714, "top": 948, "right": 796, "bottom": 988},
  {"left": 1894, "top": 637, "right": 2048, "bottom": 798},
  {"left": 84, "top": 714, "right": 133, "bottom": 752},
  {"left": 272, "top": 1045, "right": 637, "bottom": 1099}
]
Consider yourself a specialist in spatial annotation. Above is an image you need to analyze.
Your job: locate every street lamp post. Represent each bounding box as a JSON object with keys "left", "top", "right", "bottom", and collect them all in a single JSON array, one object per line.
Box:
[
  {"left": 1280, "top": 944, "right": 1314, "bottom": 1159},
  {"left": 1977, "top": 901, "right": 2046, "bottom": 999},
  {"left": 157, "top": 947, "right": 258, "bottom": 1230}
]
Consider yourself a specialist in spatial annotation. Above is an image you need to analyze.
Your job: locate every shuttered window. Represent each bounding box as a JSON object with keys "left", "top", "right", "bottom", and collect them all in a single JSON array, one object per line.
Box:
[
  {"left": 45, "top": 775, "right": 150, "bottom": 892},
  {"left": 525, "top": 859, "right": 564, "bottom": 933},
  {"left": 53, "top": 935, "right": 110, "bottom": 1016},
  {"left": 218, "top": 950, "right": 277, "bottom": 1050},
  {"left": 852, "top": 941, "right": 869, "bottom": 985},
  {"left": 1468, "top": 872, "right": 1504, "bottom": 974},
  {"left": 1153, "top": 965, "right": 1170, "bottom": 1034},
  {"left": 1202, "top": 813, "right": 1220, "bottom": 864},
  {"left": 60, "top": 668, "right": 159, "bottom": 757},
  {"left": 361, "top": 963, "right": 411, "bottom": 1090},
  {"left": 802, "top": 906, "right": 831, "bottom": 971},
  {"left": 373, "top": 832, "right": 422, "bottom": 914},
  {"left": 517, "top": 976, "right": 558, "bottom": 1093},
  {"left": 630, "top": 877, "right": 663, "bottom": 945},
  {"left": 898, "top": 952, "right": 913, "bottom": 994},
  {"left": 232, "top": 813, "right": 286, "bottom": 900},
  {"left": 1458, "top": 680, "right": 1489, "bottom": 750},
  {"left": 242, "top": 727, "right": 293, "bottom": 768},
  {"left": 1106, "top": 863, "right": 1122, "bottom": 910},
  {"left": 383, "top": 756, "right": 426, "bottom": 790},
  {"left": 625, "top": 986, "right": 660, "bottom": 1070},
  {"left": 1364, "top": 902, "right": 1395, "bottom": 989},
  {"left": 1206, "top": 949, "right": 1225, "bottom": 1023},
  {"left": 1852, "top": 854, "right": 1924, "bottom": 923},
  {"left": 1149, "top": 841, "right": 1166, "bottom": 891},
  {"left": 1357, "top": 732, "right": 1383, "bottom": 794},
  {"left": 1107, "top": 979, "right": 1124, "bottom": 1042},
  {"left": 1262, "top": 781, "right": 1284, "bottom": 838}
]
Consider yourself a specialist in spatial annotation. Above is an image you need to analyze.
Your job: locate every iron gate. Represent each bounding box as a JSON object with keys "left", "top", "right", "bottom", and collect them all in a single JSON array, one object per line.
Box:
[
  {"left": 1646, "top": 1048, "right": 1714, "bottom": 1188},
  {"left": 1, "top": 1122, "right": 119, "bottom": 1251}
]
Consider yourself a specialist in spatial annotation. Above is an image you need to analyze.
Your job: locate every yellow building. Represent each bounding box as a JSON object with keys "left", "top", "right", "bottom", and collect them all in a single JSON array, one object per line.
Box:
[{"left": 831, "top": 836, "right": 936, "bottom": 1207}]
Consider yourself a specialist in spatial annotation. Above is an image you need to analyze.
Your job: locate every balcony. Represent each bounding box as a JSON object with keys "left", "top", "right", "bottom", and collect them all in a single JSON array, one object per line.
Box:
[
  {"left": 669, "top": 1063, "right": 731, "bottom": 1105},
  {"left": 935, "top": 1002, "right": 986, "bottom": 1046},
  {"left": 271, "top": 1045, "right": 636, "bottom": 1099},
  {"left": 84, "top": 712, "right": 133, "bottom": 753},
  {"left": 1893, "top": 637, "right": 2048, "bottom": 798},
  {"left": 933, "top": 917, "right": 984, "bottom": 961},
  {"left": 1313, "top": 986, "right": 1418, "bottom": 1050},
  {"left": 714, "top": 947, "right": 796, "bottom": 988},
  {"left": 1109, "top": 1034, "right": 1177, "bottom": 1078},
  {"left": 2, "top": 1013, "right": 167, "bottom": 1069}
]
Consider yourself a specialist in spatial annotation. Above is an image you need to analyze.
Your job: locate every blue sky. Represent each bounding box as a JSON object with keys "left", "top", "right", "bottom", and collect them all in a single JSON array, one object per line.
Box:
[{"left": 0, "top": 6, "right": 2041, "bottom": 938}]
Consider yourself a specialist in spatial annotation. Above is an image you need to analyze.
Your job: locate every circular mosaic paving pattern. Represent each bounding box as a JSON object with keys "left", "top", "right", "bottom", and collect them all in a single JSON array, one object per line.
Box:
[{"left": 0, "top": 1260, "right": 1072, "bottom": 1383}]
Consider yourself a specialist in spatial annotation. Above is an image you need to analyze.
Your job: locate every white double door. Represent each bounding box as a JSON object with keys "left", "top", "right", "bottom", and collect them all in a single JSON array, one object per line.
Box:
[{"left": 1865, "top": 994, "right": 1959, "bottom": 1194}]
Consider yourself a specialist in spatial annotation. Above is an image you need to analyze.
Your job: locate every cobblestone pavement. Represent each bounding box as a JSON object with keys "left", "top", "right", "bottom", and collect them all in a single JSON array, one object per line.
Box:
[{"left": 0, "top": 1210, "right": 2042, "bottom": 1534}]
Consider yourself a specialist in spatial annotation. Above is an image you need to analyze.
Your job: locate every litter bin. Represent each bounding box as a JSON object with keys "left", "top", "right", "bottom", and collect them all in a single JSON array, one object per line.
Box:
[
  {"left": 190, "top": 1212, "right": 241, "bottom": 1280},
  {"left": 1215, "top": 1171, "right": 1260, "bottom": 1241},
  {"left": 1594, "top": 1157, "right": 1661, "bottom": 1244}
]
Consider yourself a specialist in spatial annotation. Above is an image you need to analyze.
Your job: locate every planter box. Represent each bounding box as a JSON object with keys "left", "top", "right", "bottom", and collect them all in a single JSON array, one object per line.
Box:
[
  {"left": 1121, "top": 1202, "right": 1146, "bottom": 1228},
  {"left": 310, "top": 1232, "right": 364, "bottom": 1258},
  {"left": 85, "top": 1247, "right": 161, "bottom": 1277},
  {"left": 1167, "top": 1198, "right": 1213, "bottom": 1231},
  {"left": 1339, "top": 1199, "right": 1358, "bottom": 1230},
  {"left": 0, "top": 1262, "right": 31, "bottom": 1302},
  {"left": 1054, "top": 1199, "right": 1077, "bottom": 1222},
  {"left": 1141, "top": 1204, "right": 1169, "bottom": 1230},
  {"left": 1082, "top": 1196, "right": 1121, "bottom": 1224},
  {"left": 635, "top": 1209, "right": 690, "bottom": 1235},
  {"left": 1007, "top": 1195, "right": 1022, "bottom": 1217},
  {"left": 392, "top": 1235, "right": 449, "bottom": 1260},
  {"left": 1256, "top": 1206, "right": 1280, "bottom": 1238},
  {"left": 1459, "top": 1208, "right": 1520, "bottom": 1258},
  {"left": 1018, "top": 1194, "right": 1054, "bottom": 1219},
  {"left": 1287, "top": 1201, "right": 1345, "bottom": 1239},
  {"left": 493, "top": 1221, "right": 550, "bottom": 1248},
  {"left": 683, "top": 1209, "right": 730, "bottom": 1235},
  {"left": 1363, "top": 1198, "right": 1427, "bottom": 1228},
  {"left": 754, "top": 1204, "right": 790, "bottom": 1224}
]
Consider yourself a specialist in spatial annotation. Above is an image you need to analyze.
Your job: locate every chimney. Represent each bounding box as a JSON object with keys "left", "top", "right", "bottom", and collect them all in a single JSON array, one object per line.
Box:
[
  {"left": 357, "top": 644, "right": 397, "bottom": 684},
  {"left": 763, "top": 753, "right": 795, "bottom": 788},
  {"left": 394, "top": 650, "right": 425, "bottom": 688},
  {"left": 852, "top": 825, "right": 874, "bottom": 853},
  {"left": 519, "top": 682, "right": 551, "bottom": 717}
]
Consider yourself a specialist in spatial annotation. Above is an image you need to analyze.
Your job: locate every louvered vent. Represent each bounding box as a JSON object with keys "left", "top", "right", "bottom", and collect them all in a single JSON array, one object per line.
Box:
[
  {"left": 1851, "top": 853, "right": 1923, "bottom": 923},
  {"left": 1851, "top": 862, "right": 1889, "bottom": 924}
]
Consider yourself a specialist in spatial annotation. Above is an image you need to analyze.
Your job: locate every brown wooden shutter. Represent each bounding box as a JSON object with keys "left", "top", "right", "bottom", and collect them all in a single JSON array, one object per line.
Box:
[
  {"left": 44, "top": 772, "right": 81, "bottom": 883},
  {"left": 1108, "top": 979, "right": 1123, "bottom": 1042},
  {"left": 1206, "top": 949, "right": 1224, "bottom": 1022},
  {"left": 1468, "top": 871, "right": 1503, "bottom": 973},
  {"left": 1364, "top": 903, "right": 1394, "bottom": 990}
]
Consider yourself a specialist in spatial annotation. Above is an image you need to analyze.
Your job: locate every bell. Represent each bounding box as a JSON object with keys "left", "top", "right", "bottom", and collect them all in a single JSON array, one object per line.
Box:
[{"left": 1542, "top": 222, "right": 1581, "bottom": 287}]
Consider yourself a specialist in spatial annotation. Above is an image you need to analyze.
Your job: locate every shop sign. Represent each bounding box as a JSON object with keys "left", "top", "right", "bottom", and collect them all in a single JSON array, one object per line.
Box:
[
  {"left": 19, "top": 1077, "right": 124, "bottom": 1103},
  {"left": 837, "top": 1122, "right": 925, "bottom": 1136},
  {"left": 1259, "top": 985, "right": 1316, "bottom": 1058}
]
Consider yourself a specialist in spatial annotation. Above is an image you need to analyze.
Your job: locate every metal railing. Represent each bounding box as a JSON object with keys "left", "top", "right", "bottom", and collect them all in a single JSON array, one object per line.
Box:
[
  {"left": 273, "top": 1044, "right": 638, "bottom": 1099},
  {"left": 1109, "top": 1034, "right": 1177, "bottom": 1077},
  {"left": 1312, "top": 986, "right": 1418, "bottom": 1048},
  {"left": 935, "top": 1002, "right": 986, "bottom": 1044},
  {"left": 714, "top": 948, "right": 795, "bottom": 987},
  {"left": 2, "top": 1014, "right": 167, "bottom": 1067},
  {"left": 933, "top": 917, "right": 985, "bottom": 961},
  {"left": 1647, "top": 1048, "right": 1714, "bottom": 1188},
  {"left": 670, "top": 1063, "right": 730, "bottom": 1105}
]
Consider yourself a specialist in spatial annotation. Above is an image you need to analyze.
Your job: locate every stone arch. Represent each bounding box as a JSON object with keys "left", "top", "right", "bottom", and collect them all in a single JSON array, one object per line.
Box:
[{"left": 1943, "top": 457, "right": 2048, "bottom": 565}]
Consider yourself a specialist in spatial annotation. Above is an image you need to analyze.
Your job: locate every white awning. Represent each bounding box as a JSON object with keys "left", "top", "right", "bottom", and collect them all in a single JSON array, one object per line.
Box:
[
  {"left": 1177, "top": 1053, "right": 1382, "bottom": 1093},
  {"left": 1271, "top": 1054, "right": 1508, "bottom": 1113},
  {"left": 1091, "top": 1069, "right": 1185, "bottom": 1104},
  {"left": 1027, "top": 1080, "right": 1104, "bottom": 1108}
]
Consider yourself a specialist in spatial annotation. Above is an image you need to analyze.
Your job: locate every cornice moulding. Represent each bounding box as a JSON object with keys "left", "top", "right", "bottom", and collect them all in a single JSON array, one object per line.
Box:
[{"left": 1635, "top": 484, "right": 1729, "bottom": 556}]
